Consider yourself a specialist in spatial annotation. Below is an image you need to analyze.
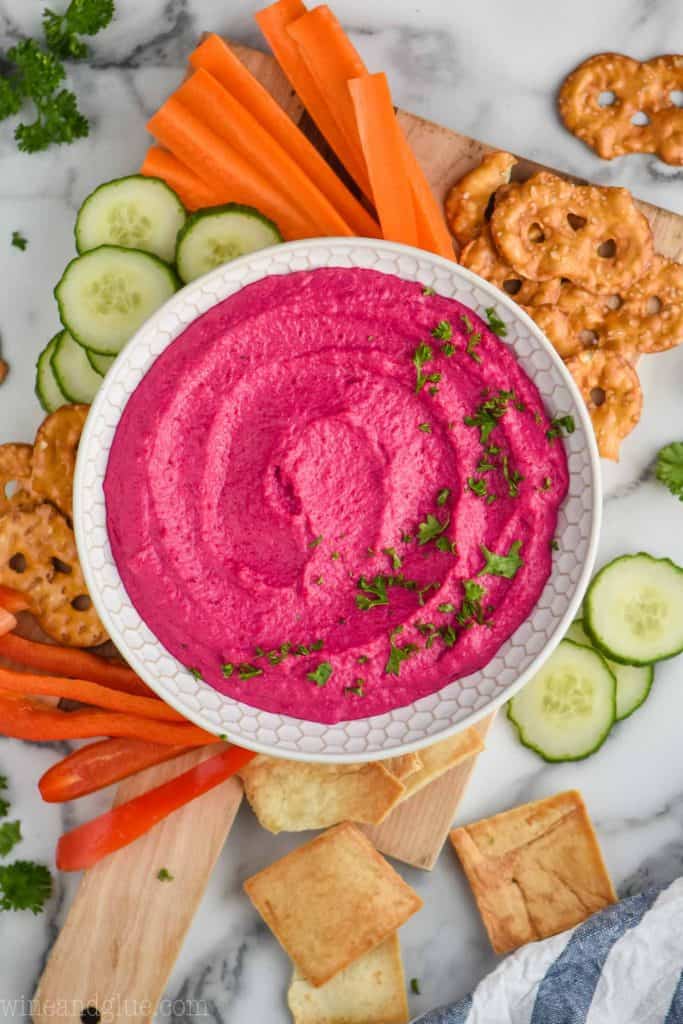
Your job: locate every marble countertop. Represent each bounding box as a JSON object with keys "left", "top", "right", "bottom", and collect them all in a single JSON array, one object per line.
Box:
[{"left": 1, "top": 1, "right": 682, "bottom": 1020}]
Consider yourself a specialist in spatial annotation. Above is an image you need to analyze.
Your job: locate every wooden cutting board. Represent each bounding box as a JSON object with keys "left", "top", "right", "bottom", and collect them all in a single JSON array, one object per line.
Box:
[{"left": 31, "top": 33, "right": 683, "bottom": 1024}]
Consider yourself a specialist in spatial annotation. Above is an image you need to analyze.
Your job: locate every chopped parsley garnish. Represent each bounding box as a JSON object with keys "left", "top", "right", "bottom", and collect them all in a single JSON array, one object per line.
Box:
[
  {"left": 330, "top": 551, "right": 340, "bottom": 560},
  {"left": 383, "top": 547, "right": 402, "bottom": 571},
  {"left": 0, "top": 821, "right": 21, "bottom": 857},
  {"left": 422, "top": 285, "right": 435, "bottom": 296},
  {"left": 418, "top": 422, "right": 432, "bottom": 433},
  {"left": 412, "top": 342, "right": 433, "bottom": 393},
  {"left": 460, "top": 314, "right": 482, "bottom": 363},
  {"left": 417, "top": 512, "right": 449, "bottom": 545},
  {"left": 551, "top": 538, "right": 560, "bottom": 551},
  {"left": 436, "top": 487, "right": 450, "bottom": 506},
  {"left": 438, "top": 602, "right": 455, "bottom": 613},
  {"left": 238, "top": 663, "right": 262, "bottom": 680},
  {"left": 442, "top": 341, "right": 455, "bottom": 357},
  {"left": 188, "top": 667, "right": 202, "bottom": 680},
  {"left": 356, "top": 575, "right": 390, "bottom": 609},
  {"left": 485, "top": 307, "right": 507, "bottom": 337},
  {"left": 502, "top": 455, "right": 523, "bottom": 497},
  {"left": 385, "top": 630, "right": 419, "bottom": 676},
  {"left": 344, "top": 679, "right": 365, "bottom": 697},
  {"left": 476, "top": 457, "right": 497, "bottom": 474},
  {"left": 431, "top": 320, "right": 452, "bottom": 341},
  {"left": 440, "top": 624, "right": 457, "bottom": 647},
  {"left": 435, "top": 536, "right": 457, "bottom": 554},
  {"left": 0, "top": 860, "right": 52, "bottom": 914},
  {"left": 307, "top": 661, "right": 333, "bottom": 687},
  {"left": 309, "top": 535, "right": 323, "bottom": 547},
  {"left": 401, "top": 531, "right": 413, "bottom": 543},
  {"left": 157, "top": 867, "right": 174, "bottom": 882},
  {"left": 456, "top": 580, "right": 489, "bottom": 627},
  {"left": 546, "top": 414, "right": 576, "bottom": 441},
  {"left": 357, "top": 654, "right": 369, "bottom": 665},
  {"left": 467, "top": 477, "right": 494, "bottom": 502},
  {"left": 254, "top": 646, "right": 265, "bottom": 657},
  {"left": 478, "top": 540, "right": 523, "bottom": 579},
  {"left": 541, "top": 476, "right": 552, "bottom": 491},
  {"left": 464, "top": 390, "right": 516, "bottom": 445},
  {"left": 428, "top": 385, "right": 439, "bottom": 396},
  {"left": 417, "top": 581, "right": 440, "bottom": 606},
  {"left": 411, "top": 978, "right": 421, "bottom": 995},
  {"left": 221, "top": 664, "right": 233, "bottom": 678},
  {"left": 11, "top": 231, "right": 27, "bottom": 251}
]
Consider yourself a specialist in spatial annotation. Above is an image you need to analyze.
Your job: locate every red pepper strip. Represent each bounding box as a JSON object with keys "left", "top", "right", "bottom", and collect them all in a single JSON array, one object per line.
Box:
[
  {"left": 0, "top": 633, "right": 153, "bottom": 697},
  {"left": 0, "top": 608, "right": 16, "bottom": 636},
  {"left": 0, "top": 586, "right": 30, "bottom": 614},
  {"left": 0, "top": 689, "right": 215, "bottom": 746},
  {"left": 57, "top": 745, "right": 256, "bottom": 870},
  {"left": 0, "top": 667, "right": 187, "bottom": 722},
  {"left": 39, "top": 738, "right": 191, "bottom": 803}
]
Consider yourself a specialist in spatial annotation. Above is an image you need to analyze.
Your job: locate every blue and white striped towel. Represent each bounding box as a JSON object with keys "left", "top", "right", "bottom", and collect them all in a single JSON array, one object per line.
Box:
[{"left": 414, "top": 878, "right": 683, "bottom": 1024}]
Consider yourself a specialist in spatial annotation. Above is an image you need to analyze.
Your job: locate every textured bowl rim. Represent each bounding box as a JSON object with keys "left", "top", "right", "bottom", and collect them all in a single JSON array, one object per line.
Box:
[{"left": 74, "top": 238, "right": 602, "bottom": 763}]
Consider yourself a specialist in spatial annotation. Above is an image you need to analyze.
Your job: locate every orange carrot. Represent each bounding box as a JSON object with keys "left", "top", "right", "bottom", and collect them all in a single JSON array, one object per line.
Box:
[
  {"left": 141, "top": 147, "right": 217, "bottom": 211},
  {"left": 399, "top": 135, "right": 455, "bottom": 259},
  {"left": 175, "top": 69, "right": 354, "bottom": 238},
  {"left": 0, "top": 667, "right": 184, "bottom": 722},
  {"left": 0, "top": 608, "right": 16, "bottom": 637},
  {"left": 148, "top": 98, "right": 319, "bottom": 240},
  {"left": 0, "top": 632, "right": 153, "bottom": 697},
  {"left": 189, "top": 35, "right": 380, "bottom": 238},
  {"left": 0, "top": 689, "right": 214, "bottom": 746},
  {"left": 286, "top": 6, "right": 371, "bottom": 198},
  {"left": 349, "top": 74, "right": 419, "bottom": 247},
  {"left": 0, "top": 586, "right": 30, "bottom": 614},
  {"left": 255, "top": 0, "right": 369, "bottom": 199}
]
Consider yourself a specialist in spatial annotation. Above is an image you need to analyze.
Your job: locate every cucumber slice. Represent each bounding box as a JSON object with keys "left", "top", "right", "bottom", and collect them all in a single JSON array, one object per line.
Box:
[
  {"left": 50, "top": 330, "right": 103, "bottom": 404},
  {"left": 566, "top": 619, "right": 654, "bottom": 721},
  {"left": 508, "top": 639, "right": 616, "bottom": 762},
  {"left": 55, "top": 245, "right": 179, "bottom": 355},
  {"left": 175, "top": 203, "right": 282, "bottom": 285},
  {"left": 86, "top": 349, "right": 115, "bottom": 376},
  {"left": 75, "top": 175, "right": 186, "bottom": 263},
  {"left": 585, "top": 553, "right": 683, "bottom": 665},
  {"left": 35, "top": 333, "right": 68, "bottom": 413}
]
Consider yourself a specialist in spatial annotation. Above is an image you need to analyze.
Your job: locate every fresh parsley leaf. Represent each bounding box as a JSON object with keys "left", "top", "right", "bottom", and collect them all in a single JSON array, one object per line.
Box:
[
  {"left": 237, "top": 663, "right": 262, "bottom": 680},
  {"left": 417, "top": 513, "right": 449, "bottom": 545},
  {"left": 156, "top": 867, "right": 174, "bottom": 882},
  {"left": 307, "top": 661, "right": 333, "bottom": 687},
  {"left": 11, "top": 231, "right": 27, "bottom": 251},
  {"left": 502, "top": 455, "right": 523, "bottom": 498},
  {"left": 442, "top": 341, "right": 455, "bottom": 357},
  {"left": 330, "top": 550, "right": 340, "bottom": 560},
  {"left": 541, "top": 476, "right": 552, "bottom": 491},
  {"left": 411, "top": 978, "right": 421, "bottom": 995},
  {"left": 0, "top": 821, "right": 21, "bottom": 857},
  {"left": 221, "top": 663, "right": 234, "bottom": 678},
  {"left": 309, "top": 535, "right": 323, "bottom": 547},
  {"left": 550, "top": 539, "right": 560, "bottom": 551},
  {"left": 43, "top": 0, "right": 115, "bottom": 61},
  {"left": 476, "top": 457, "right": 496, "bottom": 474},
  {"left": 400, "top": 531, "right": 413, "bottom": 543},
  {"left": 356, "top": 575, "right": 389, "bottom": 610},
  {"left": 311, "top": 638, "right": 324, "bottom": 651},
  {"left": 4, "top": 40, "right": 89, "bottom": 153},
  {"left": 344, "top": 679, "right": 365, "bottom": 697},
  {"left": 435, "top": 536, "right": 457, "bottom": 554},
  {"left": 467, "top": 476, "right": 488, "bottom": 498},
  {"left": 383, "top": 547, "right": 402, "bottom": 571},
  {"left": 436, "top": 487, "right": 450, "bottom": 506},
  {"left": 0, "top": 860, "right": 52, "bottom": 914},
  {"left": 478, "top": 540, "right": 523, "bottom": 579},
  {"left": 439, "top": 624, "right": 457, "bottom": 647},
  {"left": 418, "top": 422, "right": 432, "bottom": 433},
  {"left": 422, "top": 285, "right": 435, "bottom": 296},
  {"left": 456, "top": 580, "right": 489, "bottom": 627},
  {"left": 412, "top": 342, "right": 433, "bottom": 393},
  {"left": 466, "top": 330, "right": 482, "bottom": 363},
  {"left": 656, "top": 442, "right": 683, "bottom": 501},
  {"left": 431, "top": 320, "right": 452, "bottom": 341},
  {"left": 417, "top": 581, "right": 440, "bottom": 605},
  {"left": 464, "top": 390, "right": 515, "bottom": 445},
  {"left": 357, "top": 654, "right": 369, "bottom": 665},
  {"left": 385, "top": 635, "right": 418, "bottom": 676},
  {"left": 485, "top": 307, "right": 507, "bottom": 337},
  {"left": 437, "top": 602, "right": 455, "bottom": 613},
  {"left": 546, "top": 414, "right": 576, "bottom": 441},
  {"left": 188, "top": 667, "right": 202, "bottom": 680}
]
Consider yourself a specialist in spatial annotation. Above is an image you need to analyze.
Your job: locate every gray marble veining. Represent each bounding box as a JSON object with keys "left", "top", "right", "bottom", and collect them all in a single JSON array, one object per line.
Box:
[{"left": 0, "top": 1, "right": 682, "bottom": 1020}]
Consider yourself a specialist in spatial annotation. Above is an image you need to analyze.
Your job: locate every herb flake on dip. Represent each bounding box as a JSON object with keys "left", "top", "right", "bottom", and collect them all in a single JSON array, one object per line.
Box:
[{"left": 105, "top": 268, "right": 569, "bottom": 723}]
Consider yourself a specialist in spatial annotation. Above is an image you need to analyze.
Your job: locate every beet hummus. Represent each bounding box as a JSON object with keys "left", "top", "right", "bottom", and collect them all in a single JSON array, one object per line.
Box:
[{"left": 105, "top": 267, "right": 569, "bottom": 724}]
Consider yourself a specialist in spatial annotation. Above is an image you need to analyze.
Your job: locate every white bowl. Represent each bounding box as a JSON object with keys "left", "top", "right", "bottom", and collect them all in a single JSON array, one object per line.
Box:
[{"left": 74, "top": 238, "right": 601, "bottom": 762}]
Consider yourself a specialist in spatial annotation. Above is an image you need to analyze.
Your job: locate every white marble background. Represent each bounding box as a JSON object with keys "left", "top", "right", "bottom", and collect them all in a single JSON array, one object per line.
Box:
[{"left": 0, "top": 1, "right": 682, "bottom": 1020}]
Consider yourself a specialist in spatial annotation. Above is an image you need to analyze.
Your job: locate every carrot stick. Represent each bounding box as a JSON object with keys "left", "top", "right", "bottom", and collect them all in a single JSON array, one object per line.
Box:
[
  {"left": 255, "top": 0, "right": 370, "bottom": 199},
  {"left": 0, "top": 586, "right": 30, "bottom": 614},
  {"left": 189, "top": 34, "right": 380, "bottom": 238},
  {"left": 0, "top": 633, "right": 153, "bottom": 697},
  {"left": 141, "top": 147, "right": 217, "bottom": 211},
  {"left": 399, "top": 134, "right": 455, "bottom": 259},
  {"left": 0, "top": 690, "right": 214, "bottom": 746},
  {"left": 175, "top": 69, "right": 354, "bottom": 238},
  {"left": 0, "top": 667, "right": 185, "bottom": 721},
  {"left": 39, "top": 738, "right": 190, "bottom": 802},
  {"left": 286, "top": 6, "right": 372, "bottom": 198},
  {"left": 0, "top": 608, "right": 16, "bottom": 637},
  {"left": 348, "top": 74, "right": 419, "bottom": 247},
  {"left": 148, "top": 97, "right": 319, "bottom": 240}
]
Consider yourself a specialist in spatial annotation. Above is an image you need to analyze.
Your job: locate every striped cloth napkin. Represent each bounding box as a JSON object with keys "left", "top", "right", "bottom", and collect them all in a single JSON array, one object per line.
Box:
[{"left": 414, "top": 878, "right": 683, "bottom": 1024}]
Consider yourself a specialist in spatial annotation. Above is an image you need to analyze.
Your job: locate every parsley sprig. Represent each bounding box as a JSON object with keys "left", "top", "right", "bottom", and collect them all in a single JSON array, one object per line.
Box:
[
  {"left": 478, "top": 540, "right": 523, "bottom": 579},
  {"left": 0, "top": 861, "right": 52, "bottom": 914},
  {"left": 11, "top": 231, "right": 27, "bottom": 251},
  {"left": 464, "top": 390, "right": 516, "bottom": 445},
  {"left": 546, "top": 414, "right": 575, "bottom": 441},
  {"left": 656, "top": 442, "right": 683, "bottom": 501},
  {"left": 307, "top": 661, "right": 333, "bottom": 687},
  {"left": 485, "top": 307, "right": 507, "bottom": 337},
  {"left": 385, "top": 627, "right": 418, "bottom": 676}
]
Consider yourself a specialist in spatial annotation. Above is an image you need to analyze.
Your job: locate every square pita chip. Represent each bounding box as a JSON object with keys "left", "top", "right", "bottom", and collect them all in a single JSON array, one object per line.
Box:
[
  {"left": 450, "top": 789, "right": 616, "bottom": 954},
  {"left": 244, "top": 822, "right": 422, "bottom": 986},
  {"left": 398, "top": 727, "right": 484, "bottom": 801},
  {"left": 287, "top": 933, "right": 409, "bottom": 1024},
  {"left": 238, "top": 756, "right": 405, "bottom": 833}
]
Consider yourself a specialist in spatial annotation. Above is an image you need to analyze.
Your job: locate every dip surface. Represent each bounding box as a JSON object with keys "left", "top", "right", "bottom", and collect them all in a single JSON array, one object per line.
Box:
[{"left": 105, "top": 267, "right": 569, "bottom": 723}]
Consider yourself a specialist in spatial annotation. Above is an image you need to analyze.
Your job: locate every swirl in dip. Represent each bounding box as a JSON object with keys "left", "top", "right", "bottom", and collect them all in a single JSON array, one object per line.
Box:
[{"left": 105, "top": 267, "right": 569, "bottom": 723}]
